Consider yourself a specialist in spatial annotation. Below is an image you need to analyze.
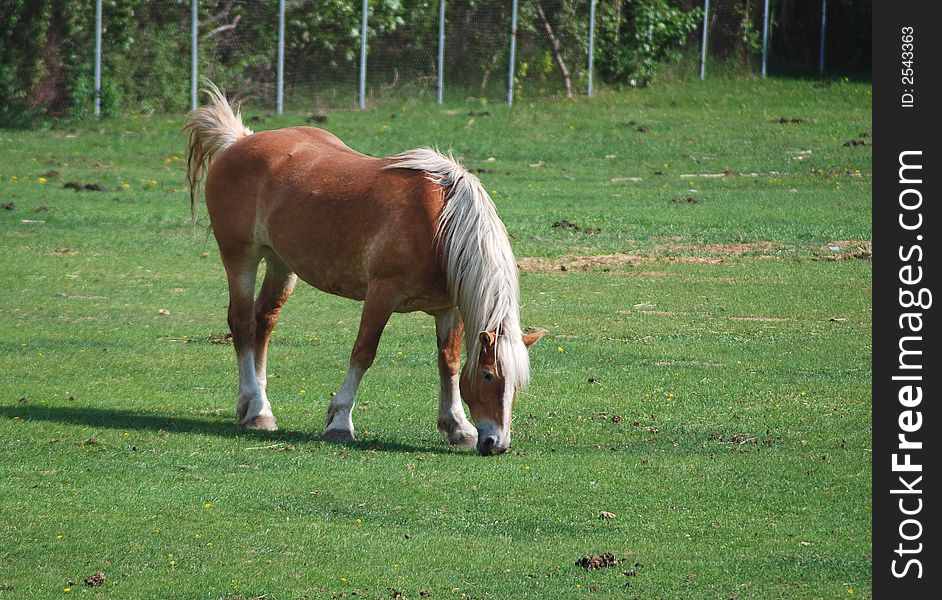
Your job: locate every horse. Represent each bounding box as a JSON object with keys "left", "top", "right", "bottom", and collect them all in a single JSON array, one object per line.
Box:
[{"left": 183, "top": 84, "right": 545, "bottom": 455}]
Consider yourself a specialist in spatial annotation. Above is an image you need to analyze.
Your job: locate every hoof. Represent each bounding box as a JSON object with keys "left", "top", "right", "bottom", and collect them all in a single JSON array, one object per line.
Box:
[
  {"left": 243, "top": 415, "right": 278, "bottom": 431},
  {"left": 323, "top": 428, "right": 356, "bottom": 443},
  {"left": 447, "top": 429, "right": 478, "bottom": 448}
]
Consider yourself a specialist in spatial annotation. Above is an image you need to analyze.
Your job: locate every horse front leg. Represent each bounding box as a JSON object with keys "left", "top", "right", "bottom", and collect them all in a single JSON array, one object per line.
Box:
[
  {"left": 324, "top": 281, "right": 399, "bottom": 442},
  {"left": 435, "top": 308, "right": 477, "bottom": 447}
]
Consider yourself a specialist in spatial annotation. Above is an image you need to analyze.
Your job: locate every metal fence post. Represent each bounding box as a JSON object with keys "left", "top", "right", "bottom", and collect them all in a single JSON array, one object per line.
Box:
[
  {"left": 438, "top": 0, "right": 445, "bottom": 105},
  {"left": 645, "top": 24, "right": 653, "bottom": 82},
  {"left": 761, "top": 0, "right": 769, "bottom": 78},
  {"left": 507, "top": 0, "right": 518, "bottom": 106},
  {"left": 359, "top": 0, "right": 368, "bottom": 109},
  {"left": 587, "top": 0, "right": 596, "bottom": 97},
  {"left": 94, "top": 0, "right": 102, "bottom": 117},
  {"left": 277, "top": 0, "right": 285, "bottom": 113},
  {"left": 700, "top": 0, "right": 709, "bottom": 80},
  {"left": 191, "top": 0, "right": 198, "bottom": 111},
  {"left": 819, "top": 0, "right": 827, "bottom": 75}
]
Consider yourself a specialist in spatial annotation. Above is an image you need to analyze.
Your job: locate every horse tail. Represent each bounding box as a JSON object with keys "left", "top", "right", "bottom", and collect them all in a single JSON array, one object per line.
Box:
[{"left": 182, "top": 81, "right": 253, "bottom": 224}]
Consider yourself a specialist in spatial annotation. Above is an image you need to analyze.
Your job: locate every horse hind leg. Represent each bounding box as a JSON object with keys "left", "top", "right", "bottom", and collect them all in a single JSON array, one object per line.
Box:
[
  {"left": 221, "top": 245, "right": 277, "bottom": 431},
  {"left": 254, "top": 254, "right": 297, "bottom": 399}
]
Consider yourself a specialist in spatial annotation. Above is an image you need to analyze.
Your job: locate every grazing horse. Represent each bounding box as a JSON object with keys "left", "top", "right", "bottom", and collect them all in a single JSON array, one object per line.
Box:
[{"left": 183, "top": 84, "right": 545, "bottom": 455}]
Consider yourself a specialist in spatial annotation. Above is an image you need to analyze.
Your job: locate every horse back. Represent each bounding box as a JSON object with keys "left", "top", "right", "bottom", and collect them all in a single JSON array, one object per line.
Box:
[{"left": 205, "top": 127, "right": 450, "bottom": 311}]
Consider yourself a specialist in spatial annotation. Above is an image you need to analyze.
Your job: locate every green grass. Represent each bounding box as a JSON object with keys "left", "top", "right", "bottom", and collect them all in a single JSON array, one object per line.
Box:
[{"left": 0, "top": 78, "right": 871, "bottom": 599}]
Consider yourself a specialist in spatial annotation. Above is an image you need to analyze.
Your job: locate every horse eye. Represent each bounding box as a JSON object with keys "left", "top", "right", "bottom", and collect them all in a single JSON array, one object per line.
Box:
[{"left": 483, "top": 372, "right": 493, "bottom": 381}]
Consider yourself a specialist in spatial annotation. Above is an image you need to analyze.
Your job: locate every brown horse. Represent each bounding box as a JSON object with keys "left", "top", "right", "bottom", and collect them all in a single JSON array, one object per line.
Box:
[{"left": 184, "top": 84, "right": 545, "bottom": 455}]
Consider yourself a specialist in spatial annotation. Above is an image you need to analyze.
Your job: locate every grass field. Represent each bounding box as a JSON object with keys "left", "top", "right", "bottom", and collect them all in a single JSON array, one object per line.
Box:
[{"left": 0, "top": 78, "right": 872, "bottom": 599}]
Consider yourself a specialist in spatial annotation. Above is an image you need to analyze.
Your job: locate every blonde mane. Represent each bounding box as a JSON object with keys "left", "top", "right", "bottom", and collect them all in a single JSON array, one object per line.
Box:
[{"left": 386, "top": 148, "right": 530, "bottom": 391}]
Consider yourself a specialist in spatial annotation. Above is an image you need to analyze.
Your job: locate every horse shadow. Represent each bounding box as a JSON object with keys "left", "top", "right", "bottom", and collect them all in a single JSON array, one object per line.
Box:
[{"left": 0, "top": 404, "right": 455, "bottom": 455}]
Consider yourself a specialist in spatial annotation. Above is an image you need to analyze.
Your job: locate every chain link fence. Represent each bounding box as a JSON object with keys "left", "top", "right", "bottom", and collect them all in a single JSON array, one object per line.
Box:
[
  {"left": 4, "top": 0, "right": 858, "bottom": 122},
  {"left": 194, "top": 0, "right": 597, "bottom": 110}
]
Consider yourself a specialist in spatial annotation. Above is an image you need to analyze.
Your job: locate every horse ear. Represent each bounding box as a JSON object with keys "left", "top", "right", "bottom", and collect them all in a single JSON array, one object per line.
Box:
[
  {"left": 479, "top": 331, "right": 497, "bottom": 350},
  {"left": 522, "top": 327, "right": 548, "bottom": 348}
]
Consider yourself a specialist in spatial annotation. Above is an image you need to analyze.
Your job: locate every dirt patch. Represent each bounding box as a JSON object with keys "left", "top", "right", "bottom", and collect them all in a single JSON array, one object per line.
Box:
[
  {"left": 84, "top": 572, "right": 106, "bottom": 587},
  {"left": 656, "top": 241, "right": 783, "bottom": 257},
  {"left": 64, "top": 181, "right": 107, "bottom": 192},
  {"left": 518, "top": 253, "right": 644, "bottom": 273},
  {"left": 664, "top": 256, "right": 724, "bottom": 265},
  {"left": 552, "top": 220, "right": 600, "bottom": 235},
  {"left": 672, "top": 197, "right": 699, "bottom": 204},
  {"left": 775, "top": 117, "right": 804, "bottom": 124},
  {"left": 53, "top": 247, "right": 79, "bottom": 256},
  {"left": 822, "top": 240, "right": 871, "bottom": 260},
  {"left": 209, "top": 332, "right": 233, "bottom": 345},
  {"left": 520, "top": 239, "right": 850, "bottom": 271},
  {"left": 553, "top": 219, "right": 580, "bottom": 230},
  {"left": 576, "top": 553, "right": 623, "bottom": 570},
  {"left": 680, "top": 170, "right": 779, "bottom": 179},
  {"left": 628, "top": 310, "right": 690, "bottom": 317},
  {"left": 305, "top": 114, "right": 328, "bottom": 124},
  {"left": 2, "top": 202, "right": 14, "bottom": 211},
  {"left": 729, "top": 316, "right": 790, "bottom": 322},
  {"left": 699, "top": 242, "right": 779, "bottom": 255},
  {"left": 825, "top": 250, "right": 871, "bottom": 260},
  {"left": 826, "top": 239, "right": 870, "bottom": 248},
  {"left": 843, "top": 130, "right": 872, "bottom": 147}
]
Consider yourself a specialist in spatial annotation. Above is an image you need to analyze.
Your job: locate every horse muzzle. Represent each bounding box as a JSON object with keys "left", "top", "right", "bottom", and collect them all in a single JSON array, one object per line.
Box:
[{"left": 475, "top": 422, "right": 509, "bottom": 456}]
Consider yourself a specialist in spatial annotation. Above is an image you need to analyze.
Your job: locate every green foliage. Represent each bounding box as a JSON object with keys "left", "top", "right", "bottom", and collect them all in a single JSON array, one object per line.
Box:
[
  {"left": 0, "top": 0, "right": 868, "bottom": 123},
  {"left": 0, "top": 1, "right": 333, "bottom": 120},
  {"left": 739, "top": 11, "right": 762, "bottom": 57},
  {"left": 0, "top": 0, "right": 51, "bottom": 126},
  {"left": 0, "top": 0, "right": 139, "bottom": 123},
  {"left": 597, "top": 0, "right": 702, "bottom": 86}
]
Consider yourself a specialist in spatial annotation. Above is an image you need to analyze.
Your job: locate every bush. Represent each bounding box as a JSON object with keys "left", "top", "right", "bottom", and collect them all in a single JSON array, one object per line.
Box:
[{"left": 596, "top": 0, "right": 702, "bottom": 87}]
